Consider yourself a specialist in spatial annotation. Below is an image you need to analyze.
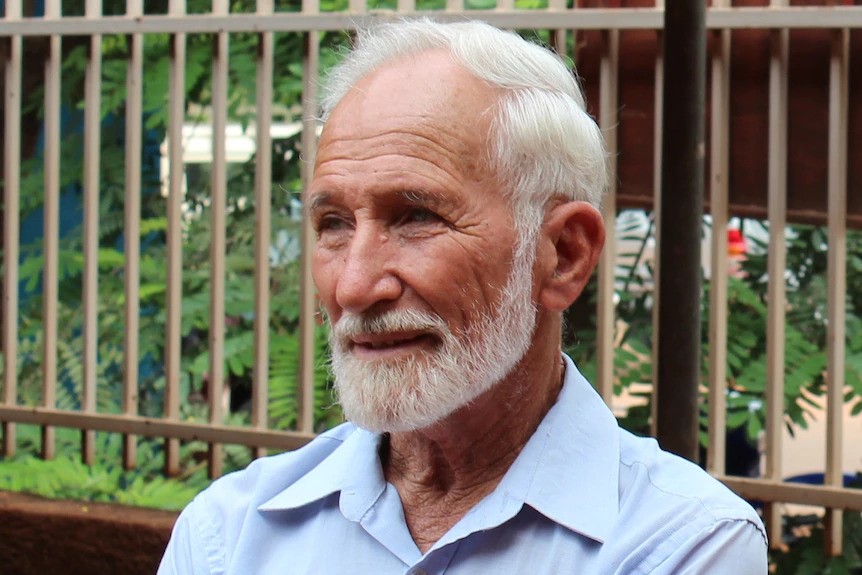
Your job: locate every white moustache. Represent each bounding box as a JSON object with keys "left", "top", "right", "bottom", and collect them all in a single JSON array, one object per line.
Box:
[{"left": 333, "top": 309, "right": 449, "bottom": 347}]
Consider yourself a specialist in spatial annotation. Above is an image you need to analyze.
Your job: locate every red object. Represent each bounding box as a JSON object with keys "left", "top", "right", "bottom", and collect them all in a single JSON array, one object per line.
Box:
[{"left": 728, "top": 229, "right": 747, "bottom": 256}]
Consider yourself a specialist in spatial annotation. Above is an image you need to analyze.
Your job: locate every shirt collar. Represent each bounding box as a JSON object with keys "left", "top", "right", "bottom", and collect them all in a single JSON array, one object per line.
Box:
[
  {"left": 506, "top": 353, "right": 621, "bottom": 543},
  {"left": 258, "top": 426, "right": 385, "bottom": 519},
  {"left": 258, "top": 354, "right": 621, "bottom": 543}
]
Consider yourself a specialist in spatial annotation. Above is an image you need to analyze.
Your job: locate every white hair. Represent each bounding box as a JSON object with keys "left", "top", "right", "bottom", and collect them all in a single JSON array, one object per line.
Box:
[{"left": 320, "top": 18, "right": 609, "bottom": 256}]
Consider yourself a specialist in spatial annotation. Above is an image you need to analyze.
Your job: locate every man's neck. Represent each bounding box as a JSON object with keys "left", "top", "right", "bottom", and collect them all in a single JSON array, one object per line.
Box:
[{"left": 381, "top": 335, "right": 565, "bottom": 553}]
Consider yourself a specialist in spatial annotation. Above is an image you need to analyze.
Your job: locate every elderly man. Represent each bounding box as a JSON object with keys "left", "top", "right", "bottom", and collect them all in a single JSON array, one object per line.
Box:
[{"left": 159, "top": 19, "right": 767, "bottom": 574}]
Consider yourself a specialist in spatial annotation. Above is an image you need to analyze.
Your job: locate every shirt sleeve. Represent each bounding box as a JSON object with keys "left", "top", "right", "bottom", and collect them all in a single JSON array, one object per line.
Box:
[
  {"left": 650, "top": 518, "right": 768, "bottom": 575},
  {"left": 157, "top": 499, "right": 216, "bottom": 575}
]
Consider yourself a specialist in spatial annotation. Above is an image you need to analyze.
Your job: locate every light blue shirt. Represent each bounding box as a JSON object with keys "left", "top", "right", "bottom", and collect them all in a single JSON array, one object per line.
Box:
[{"left": 159, "top": 355, "right": 767, "bottom": 574}]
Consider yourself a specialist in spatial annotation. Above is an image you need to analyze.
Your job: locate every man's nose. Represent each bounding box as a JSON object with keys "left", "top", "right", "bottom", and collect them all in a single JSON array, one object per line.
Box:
[{"left": 334, "top": 226, "right": 402, "bottom": 314}]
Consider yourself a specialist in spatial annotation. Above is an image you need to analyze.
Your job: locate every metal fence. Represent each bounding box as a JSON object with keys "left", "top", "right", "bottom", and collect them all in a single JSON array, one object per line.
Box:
[{"left": 2, "top": 0, "right": 862, "bottom": 557}]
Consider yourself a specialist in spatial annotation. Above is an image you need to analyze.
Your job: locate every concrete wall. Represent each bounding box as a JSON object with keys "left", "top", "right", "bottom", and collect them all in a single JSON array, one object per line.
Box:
[{"left": 0, "top": 491, "right": 177, "bottom": 575}]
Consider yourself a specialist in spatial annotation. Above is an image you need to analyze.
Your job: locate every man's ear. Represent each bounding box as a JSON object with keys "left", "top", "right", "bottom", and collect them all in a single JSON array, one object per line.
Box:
[{"left": 536, "top": 201, "right": 605, "bottom": 312}]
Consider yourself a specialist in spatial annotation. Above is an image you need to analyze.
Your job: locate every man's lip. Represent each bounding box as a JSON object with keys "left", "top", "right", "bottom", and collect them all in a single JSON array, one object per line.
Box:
[
  {"left": 350, "top": 331, "right": 431, "bottom": 347},
  {"left": 348, "top": 332, "right": 439, "bottom": 356}
]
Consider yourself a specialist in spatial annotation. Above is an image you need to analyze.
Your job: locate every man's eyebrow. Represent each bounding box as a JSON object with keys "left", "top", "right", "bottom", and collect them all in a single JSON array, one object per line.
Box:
[
  {"left": 396, "top": 189, "right": 450, "bottom": 209},
  {"left": 308, "top": 189, "right": 452, "bottom": 213},
  {"left": 308, "top": 192, "right": 333, "bottom": 214}
]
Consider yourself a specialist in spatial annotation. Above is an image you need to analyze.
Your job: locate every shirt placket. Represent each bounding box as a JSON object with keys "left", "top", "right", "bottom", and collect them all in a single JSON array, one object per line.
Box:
[{"left": 403, "top": 541, "right": 460, "bottom": 575}]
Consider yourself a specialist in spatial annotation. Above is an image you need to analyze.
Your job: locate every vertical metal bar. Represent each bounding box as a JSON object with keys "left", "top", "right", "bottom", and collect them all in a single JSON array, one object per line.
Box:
[
  {"left": 706, "top": 7, "right": 730, "bottom": 476},
  {"left": 549, "top": 0, "right": 567, "bottom": 58},
  {"left": 398, "top": 0, "right": 415, "bottom": 13},
  {"left": 446, "top": 0, "right": 463, "bottom": 13},
  {"left": 209, "top": 0, "right": 229, "bottom": 479},
  {"left": 41, "top": 0, "right": 63, "bottom": 461},
  {"left": 349, "top": 0, "right": 366, "bottom": 14},
  {"left": 82, "top": 0, "right": 103, "bottom": 466},
  {"left": 656, "top": 0, "right": 705, "bottom": 462},
  {"left": 763, "top": 5, "right": 789, "bottom": 545},
  {"left": 123, "top": 0, "right": 144, "bottom": 470},
  {"left": 164, "top": 0, "right": 186, "bottom": 477},
  {"left": 2, "top": 0, "right": 23, "bottom": 458},
  {"left": 650, "top": 3, "right": 664, "bottom": 440},
  {"left": 298, "top": 0, "right": 320, "bottom": 435},
  {"left": 824, "top": 27, "right": 849, "bottom": 558},
  {"left": 596, "top": 28, "right": 619, "bottom": 405},
  {"left": 497, "top": 0, "right": 514, "bottom": 12},
  {"left": 251, "top": 0, "right": 274, "bottom": 460}
]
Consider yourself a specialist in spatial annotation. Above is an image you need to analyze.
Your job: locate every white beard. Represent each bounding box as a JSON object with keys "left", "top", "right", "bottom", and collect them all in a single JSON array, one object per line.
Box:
[{"left": 329, "top": 246, "right": 538, "bottom": 433}]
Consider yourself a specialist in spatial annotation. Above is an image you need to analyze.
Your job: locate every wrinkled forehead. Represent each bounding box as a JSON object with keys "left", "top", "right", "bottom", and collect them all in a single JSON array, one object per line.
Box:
[{"left": 319, "top": 50, "right": 499, "bottom": 167}]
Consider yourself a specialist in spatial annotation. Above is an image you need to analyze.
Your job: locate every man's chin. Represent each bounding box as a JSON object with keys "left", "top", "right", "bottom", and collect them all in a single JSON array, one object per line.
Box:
[
  {"left": 347, "top": 408, "right": 451, "bottom": 435},
  {"left": 336, "top": 378, "right": 465, "bottom": 434},
  {"left": 338, "top": 376, "right": 499, "bottom": 435}
]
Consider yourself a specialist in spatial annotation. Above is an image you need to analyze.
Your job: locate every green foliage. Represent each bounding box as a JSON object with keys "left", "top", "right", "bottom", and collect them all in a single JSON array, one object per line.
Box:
[
  {"left": 564, "top": 213, "right": 862, "bottom": 573},
  {"left": 0, "top": 455, "right": 203, "bottom": 511},
  {"left": 3, "top": 0, "right": 342, "bottom": 510},
  {"left": 769, "top": 480, "right": 862, "bottom": 574},
  {"left": 0, "top": 428, "right": 212, "bottom": 510},
  {"left": 268, "top": 329, "right": 342, "bottom": 431},
  {"left": 566, "top": 213, "right": 862, "bottom": 450}
]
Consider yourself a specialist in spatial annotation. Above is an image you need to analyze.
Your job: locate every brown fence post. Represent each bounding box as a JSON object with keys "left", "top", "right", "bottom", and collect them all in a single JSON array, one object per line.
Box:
[{"left": 655, "top": 0, "right": 706, "bottom": 462}]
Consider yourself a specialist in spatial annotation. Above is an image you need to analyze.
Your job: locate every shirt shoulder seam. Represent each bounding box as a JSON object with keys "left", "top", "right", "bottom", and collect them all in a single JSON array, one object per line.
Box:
[
  {"left": 650, "top": 516, "right": 769, "bottom": 572},
  {"left": 620, "top": 458, "right": 758, "bottom": 525}
]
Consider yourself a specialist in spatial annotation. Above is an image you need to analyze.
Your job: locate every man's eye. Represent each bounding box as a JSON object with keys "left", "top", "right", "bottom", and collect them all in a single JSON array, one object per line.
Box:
[
  {"left": 316, "top": 216, "right": 351, "bottom": 234},
  {"left": 402, "top": 208, "right": 440, "bottom": 224}
]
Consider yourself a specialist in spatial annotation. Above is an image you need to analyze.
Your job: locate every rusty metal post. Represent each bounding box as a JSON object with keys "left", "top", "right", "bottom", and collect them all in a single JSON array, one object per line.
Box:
[{"left": 655, "top": 0, "right": 706, "bottom": 462}]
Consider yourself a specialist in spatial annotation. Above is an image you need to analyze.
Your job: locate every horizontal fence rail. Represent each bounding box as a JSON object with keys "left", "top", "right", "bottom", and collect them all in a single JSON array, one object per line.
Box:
[
  {"left": 0, "top": 405, "right": 316, "bottom": 451},
  {"left": 1, "top": 8, "right": 862, "bottom": 35},
  {"left": 1, "top": 0, "right": 861, "bottom": 562}
]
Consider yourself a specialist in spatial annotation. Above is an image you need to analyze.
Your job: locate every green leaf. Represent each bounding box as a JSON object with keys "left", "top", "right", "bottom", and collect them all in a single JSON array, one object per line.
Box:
[
  {"left": 745, "top": 413, "right": 762, "bottom": 442},
  {"left": 726, "top": 409, "right": 749, "bottom": 429}
]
